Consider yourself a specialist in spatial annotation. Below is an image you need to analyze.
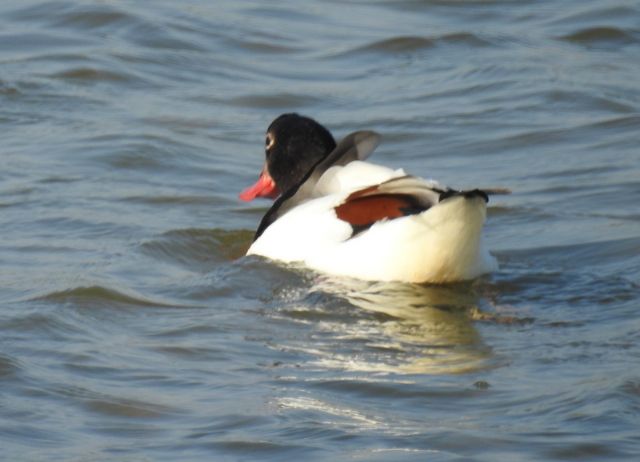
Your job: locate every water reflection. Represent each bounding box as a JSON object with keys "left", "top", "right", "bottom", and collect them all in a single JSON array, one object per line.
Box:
[{"left": 279, "top": 275, "right": 494, "bottom": 375}]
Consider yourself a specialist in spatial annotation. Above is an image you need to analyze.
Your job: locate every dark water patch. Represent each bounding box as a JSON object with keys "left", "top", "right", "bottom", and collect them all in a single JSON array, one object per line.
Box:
[
  {"left": 123, "top": 194, "right": 217, "bottom": 206},
  {"left": 212, "top": 439, "right": 315, "bottom": 458},
  {"left": 225, "top": 37, "right": 303, "bottom": 54},
  {"left": 559, "top": 27, "right": 639, "bottom": 49},
  {"left": 98, "top": 145, "right": 172, "bottom": 171},
  {"left": 439, "top": 32, "right": 494, "bottom": 47},
  {"left": 339, "top": 33, "right": 492, "bottom": 57},
  {"left": 544, "top": 441, "right": 625, "bottom": 460},
  {"left": 0, "top": 354, "right": 21, "bottom": 379},
  {"left": 35, "top": 285, "right": 175, "bottom": 309},
  {"left": 187, "top": 415, "right": 274, "bottom": 440},
  {"left": 151, "top": 345, "right": 229, "bottom": 362},
  {"left": 618, "top": 378, "right": 640, "bottom": 416},
  {"left": 357, "top": 36, "right": 436, "bottom": 53},
  {"left": 37, "top": 175, "right": 83, "bottom": 185},
  {"left": 542, "top": 320, "right": 586, "bottom": 329},
  {"left": 50, "top": 7, "right": 131, "bottom": 31},
  {"left": 619, "top": 379, "right": 640, "bottom": 398},
  {"left": 140, "top": 228, "right": 252, "bottom": 270},
  {"left": 7, "top": 1, "right": 130, "bottom": 29},
  {"left": 48, "top": 67, "right": 141, "bottom": 85},
  {"left": 541, "top": 435, "right": 633, "bottom": 460},
  {"left": 311, "top": 378, "right": 488, "bottom": 400},
  {"left": 85, "top": 398, "right": 172, "bottom": 419},
  {"left": 469, "top": 307, "right": 535, "bottom": 326}
]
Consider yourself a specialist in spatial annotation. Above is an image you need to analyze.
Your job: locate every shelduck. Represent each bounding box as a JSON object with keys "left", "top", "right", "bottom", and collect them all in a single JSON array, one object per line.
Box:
[{"left": 240, "top": 113, "right": 498, "bottom": 283}]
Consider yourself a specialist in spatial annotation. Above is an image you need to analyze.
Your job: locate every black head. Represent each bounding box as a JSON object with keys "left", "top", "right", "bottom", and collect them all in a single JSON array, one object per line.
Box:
[{"left": 265, "top": 113, "right": 337, "bottom": 194}]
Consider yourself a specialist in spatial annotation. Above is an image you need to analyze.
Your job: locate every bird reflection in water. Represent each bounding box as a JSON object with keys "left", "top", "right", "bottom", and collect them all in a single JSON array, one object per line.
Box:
[{"left": 276, "top": 275, "right": 499, "bottom": 375}]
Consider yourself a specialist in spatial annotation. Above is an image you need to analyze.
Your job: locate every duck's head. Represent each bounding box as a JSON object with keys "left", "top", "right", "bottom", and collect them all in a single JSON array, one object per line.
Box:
[{"left": 239, "top": 113, "right": 337, "bottom": 201}]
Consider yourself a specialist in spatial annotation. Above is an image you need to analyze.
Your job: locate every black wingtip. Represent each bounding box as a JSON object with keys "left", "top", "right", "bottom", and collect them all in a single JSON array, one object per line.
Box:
[{"left": 439, "top": 188, "right": 489, "bottom": 203}]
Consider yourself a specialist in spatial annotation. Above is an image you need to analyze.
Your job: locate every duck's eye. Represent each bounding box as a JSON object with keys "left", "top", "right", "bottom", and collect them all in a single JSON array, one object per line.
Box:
[{"left": 265, "top": 133, "right": 275, "bottom": 151}]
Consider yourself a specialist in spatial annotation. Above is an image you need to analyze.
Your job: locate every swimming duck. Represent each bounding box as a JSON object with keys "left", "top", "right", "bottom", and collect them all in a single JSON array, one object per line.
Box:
[{"left": 240, "top": 113, "right": 498, "bottom": 283}]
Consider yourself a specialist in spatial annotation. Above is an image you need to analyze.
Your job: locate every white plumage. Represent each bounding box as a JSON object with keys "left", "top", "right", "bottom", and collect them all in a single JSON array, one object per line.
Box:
[
  {"left": 247, "top": 162, "right": 497, "bottom": 283},
  {"left": 240, "top": 114, "right": 498, "bottom": 284}
]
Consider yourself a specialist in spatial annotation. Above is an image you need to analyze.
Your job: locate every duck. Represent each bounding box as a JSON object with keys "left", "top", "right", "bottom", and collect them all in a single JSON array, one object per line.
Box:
[{"left": 239, "top": 113, "right": 498, "bottom": 283}]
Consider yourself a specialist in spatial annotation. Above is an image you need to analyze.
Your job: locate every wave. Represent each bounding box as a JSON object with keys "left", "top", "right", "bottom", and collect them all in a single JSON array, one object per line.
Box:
[
  {"left": 336, "top": 33, "right": 492, "bottom": 57},
  {"left": 49, "top": 67, "right": 140, "bottom": 83},
  {"left": 226, "top": 93, "right": 322, "bottom": 110},
  {"left": 0, "top": 354, "right": 20, "bottom": 379},
  {"left": 140, "top": 228, "right": 252, "bottom": 268},
  {"left": 559, "top": 27, "right": 639, "bottom": 48},
  {"left": 35, "top": 285, "right": 175, "bottom": 308}
]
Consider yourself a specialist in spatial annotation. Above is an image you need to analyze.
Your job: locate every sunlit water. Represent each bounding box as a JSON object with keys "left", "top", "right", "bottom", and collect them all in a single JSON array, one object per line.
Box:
[{"left": 1, "top": 1, "right": 639, "bottom": 460}]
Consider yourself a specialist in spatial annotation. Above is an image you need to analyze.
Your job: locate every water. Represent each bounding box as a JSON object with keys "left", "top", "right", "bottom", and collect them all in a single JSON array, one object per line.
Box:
[{"left": 1, "top": 0, "right": 639, "bottom": 460}]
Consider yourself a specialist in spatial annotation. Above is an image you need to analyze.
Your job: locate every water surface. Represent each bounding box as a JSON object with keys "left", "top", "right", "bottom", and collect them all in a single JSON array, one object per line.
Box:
[{"left": 1, "top": 0, "right": 639, "bottom": 460}]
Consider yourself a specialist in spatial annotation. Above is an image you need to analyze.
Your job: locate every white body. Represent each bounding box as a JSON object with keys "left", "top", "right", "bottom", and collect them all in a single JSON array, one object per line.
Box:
[{"left": 247, "top": 161, "right": 497, "bottom": 283}]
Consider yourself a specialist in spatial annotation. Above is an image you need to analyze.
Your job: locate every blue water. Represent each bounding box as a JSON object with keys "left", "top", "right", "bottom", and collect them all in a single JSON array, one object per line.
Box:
[{"left": 1, "top": 0, "right": 639, "bottom": 460}]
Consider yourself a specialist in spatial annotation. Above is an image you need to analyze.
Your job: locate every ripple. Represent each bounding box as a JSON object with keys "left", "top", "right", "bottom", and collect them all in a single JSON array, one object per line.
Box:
[
  {"left": 505, "top": 236, "right": 640, "bottom": 270},
  {"left": 225, "top": 37, "right": 303, "bottom": 54},
  {"left": 0, "top": 354, "right": 21, "bottom": 379},
  {"left": 36, "top": 285, "right": 174, "bottom": 308},
  {"left": 0, "top": 311, "right": 85, "bottom": 339},
  {"left": 213, "top": 439, "right": 313, "bottom": 457},
  {"left": 49, "top": 67, "right": 140, "bottom": 84},
  {"left": 544, "top": 442, "right": 625, "bottom": 460},
  {"left": 357, "top": 36, "right": 436, "bottom": 53},
  {"left": 0, "top": 32, "right": 88, "bottom": 53},
  {"left": 0, "top": 81, "right": 20, "bottom": 95},
  {"left": 339, "top": 33, "right": 492, "bottom": 57},
  {"left": 2, "top": 0, "right": 640, "bottom": 459},
  {"left": 125, "top": 23, "right": 206, "bottom": 52},
  {"left": 264, "top": 278, "right": 496, "bottom": 375},
  {"left": 227, "top": 93, "right": 321, "bottom": 109},
  {"left": 311, "top": 378, "right": 486, "bottom": 399},
  {"left": 559, "top": 27, "right": 639, "bottom": 49},
  {"left": 52, "top": 9, "right": 130, "bottom": 30},
  {"left": 85, "top": 398, "right": 172, "bottom": 419},
  {"left": 9, "top": 2, "right": 130, "bottom": 29},
  {"left": 140, "top": 228, "right": 252, "bottom": 269},
  {"left": 619, "top": 379, "right": 640, "bottom": 398}
]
